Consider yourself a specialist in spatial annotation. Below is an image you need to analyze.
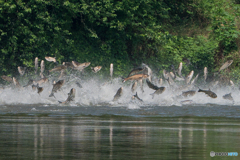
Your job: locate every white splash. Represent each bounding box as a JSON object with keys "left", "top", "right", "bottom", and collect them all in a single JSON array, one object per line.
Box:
[{"left": 0, "top": 74, "right": 238, "bottom": 107}]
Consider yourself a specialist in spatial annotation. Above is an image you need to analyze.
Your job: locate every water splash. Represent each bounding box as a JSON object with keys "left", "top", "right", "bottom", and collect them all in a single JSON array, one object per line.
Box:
[{"left": 0, "top": 74, "right": 238, "bottom": 107}]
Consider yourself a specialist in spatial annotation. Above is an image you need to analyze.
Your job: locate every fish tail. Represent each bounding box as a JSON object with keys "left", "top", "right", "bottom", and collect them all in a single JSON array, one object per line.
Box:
[
  {"left": 150, "top": 93, "right": 154, "bottom": 99},
  {"left": 49, "top": 92, "right": 54, "bottom": 97}
]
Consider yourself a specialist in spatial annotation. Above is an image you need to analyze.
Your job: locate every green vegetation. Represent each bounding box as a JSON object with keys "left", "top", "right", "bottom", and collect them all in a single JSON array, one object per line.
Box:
[{"left": 1, "top": 0, "right": 240, "bottom": 81}]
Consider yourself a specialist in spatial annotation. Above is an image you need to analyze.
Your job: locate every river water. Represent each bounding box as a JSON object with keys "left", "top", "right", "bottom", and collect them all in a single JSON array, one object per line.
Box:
[
  {"left": 0, "top": 77, "right": 240, "bottom": 159},
  {"left": 0, "top": 105, "right": 240, "bottom": 160}
]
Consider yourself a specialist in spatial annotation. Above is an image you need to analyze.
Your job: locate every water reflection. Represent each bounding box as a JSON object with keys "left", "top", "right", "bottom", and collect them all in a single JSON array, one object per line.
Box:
[
  {"left": 178, "top": 118, "right": 182, "bottom": 159},
  {"left": 0, "top": 116, "right": 240, "bottom": 159}
]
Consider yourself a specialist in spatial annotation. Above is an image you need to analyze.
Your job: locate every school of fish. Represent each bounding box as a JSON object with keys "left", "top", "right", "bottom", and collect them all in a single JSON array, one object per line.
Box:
[{"left": 0, "top": 57, "right": 237, "bottom": 106}]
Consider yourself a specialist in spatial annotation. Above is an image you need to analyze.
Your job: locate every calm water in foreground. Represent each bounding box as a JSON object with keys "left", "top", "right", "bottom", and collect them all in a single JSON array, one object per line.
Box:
[{"left": 0, "top": 105, "right": 240, "bottom": 160}]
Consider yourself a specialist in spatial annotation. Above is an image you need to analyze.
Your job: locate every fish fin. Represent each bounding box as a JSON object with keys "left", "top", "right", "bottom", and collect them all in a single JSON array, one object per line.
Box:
[
  {"left": 49, "top": 92, "right": 55, "bottom": 98},
  {"left": 150, "top": 93, "right": 154, "bottom": 99}
]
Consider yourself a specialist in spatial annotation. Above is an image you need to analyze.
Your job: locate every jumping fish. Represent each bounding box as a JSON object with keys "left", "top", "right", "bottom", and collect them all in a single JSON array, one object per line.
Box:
[
  {"left": 58, "top": 69, "right": 66, "bottom": 80},
  {"left": 132, "top": 92, "right": 143, "bottom": 102},
  {"left": 23, "top": 79, "right": 34, "bottom": 87},
  {"left": 142, "top": 63, "right": 152, "bottom": 81},
  {"left": 185, "top": 70, "right": 194, "bottom": 84},
  {"left": 166, "top": 74, "right": 175, "bottom": 86},
  {"left": 175, "top": 75, "right": 185, "bottom": 81},
  {"left": 62, "top": 62, "right": 74, "bottom": 69},
  {"left": 150, "top": 87, "right": 166, "bottom": 99},
  {"left": 32, "top": 84, "right": 37, "bottom": 91},
  {"left": 146, "top": 79, "right": 166, "bottom": 98},
  {"left": 49, "top": 80, "right": 65, "bottom": 98},
  {"left": 18, "top": 66, "right": 26, "bottom": 76},
  {"left": 35, "top": 77, "right": 48, "bottom": 85},
  {"left": 210, "top": 80, "right": 219, "bottom": 88},
  {"left": 49, "top": 65, "right": 67, "bottom": 72},
  {"left": 131, "top": 81, "right": 138, "bottom": 93},
  {"left": 191, "top": 73, "right": 199, "bottom": 85},
  {"left": 113, "top": 87, "right": 123, "bottom": 101},
  {"left": 110, "top": 63, "right": 113, "bottom": 80},
  {"left": 162, "top": 70, "right": 175, "bottom": 85},
  {"left": 35, "top": 57, "right": 38, "bottom": 74},
  {"left": 219, "top": 60, "right": 233, "bottom": 72},
  {"left": 159, "top": 78, "right": 163, "bottom": 86},
  {"left": 169, "top": 72, "right": 175, "bottom": 79},
  {"left": 127, "top": 67, "right": 145, "bottom": 77},
  {"left": 1, "top": 75, "right": 13, "bottom": 82},
  {"left": 146, "top": 78, "right": 160, "bottom": 90},
  {"left": 138, "top": 79, "right": 144, "bottom": 93},
  {"left": 177, "top": 62, "right": 183, "bottom": 77},
  {"left": 229, "top": 80, "right": 234, "bottom": 87},
  {"left": 45, "top": 56, "right": 57, "bottom": 63},
  {"left": 198, "top": 88, "right": 217, "bottom": 98},
  {"left": 182, "top": 90, "right": 197, "bottom": 97},
  {"left": 204, "top": 67, "right": 207, "bottom": 82},
  {"left": 122, "top": 74, "right": 148, "bottom": 83},
  {"left": 40, "top": 60, "right": 45, "bottom": 74},
  {"left": 59, "top": 88, "right": 76, "bottom": 104},
  {"left": 13, "top": 77, "right": 21, "bottom": 88},
  {"left": 91, "top": 66, "right": 102, "bottom": 73},
  {"left": 36, "top": 84, "right": 43, "bottom": 95},
  {"left": 222, "top": 93, "right": 234, "bottom": 101},
  {"left": 163, "top": 69, "right": 168, "bottom": 79},
  {"left": 72, "top": 61, "right": 91, "bottom": 71}
]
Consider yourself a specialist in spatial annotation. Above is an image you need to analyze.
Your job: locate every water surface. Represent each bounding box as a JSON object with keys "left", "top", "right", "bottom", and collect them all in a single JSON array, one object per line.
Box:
[{"left": 0, "top": 105, "right": 240, "bottom": 160}]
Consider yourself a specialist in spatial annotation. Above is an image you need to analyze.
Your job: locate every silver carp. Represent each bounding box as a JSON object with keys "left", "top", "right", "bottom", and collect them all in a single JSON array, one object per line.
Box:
[
  {"left": 49, "top": 80, "right": 65, "bottom": 98},
  {"left": 219, "top": 60, "right": 233, "bottom": 72},
  {"left": 198, "top": 88, "right": 217, "bottom": 98},
  {"left": 113, "top": 87, "right": 123, "bottom": 101},
  {"left": 49, "top": 65, "right": 67, "bottom": 72},
  {"left": 131, "top": 81, "right": 138, "bottom": 93},
  {"left": 110, "top": 63, "right": 113, "bottom": 80},
  {"left": 45, "top": 56, "right": 57, "bottom": 63},
  {"left": 91, "top": 66, "right": 102, "bottom": 73},
  {"left": 204, "top": 67, "right": 207, "bottom": 82},
  {"left": 35, "top": 57, "right": 38, "bottom": 74},
  {"left": 182, "top": 90, "right": 196, "bottom": 97},
  {"left": 122, "top": 74, "right": 149, "bottom": 83},
  {"left": 222, "top": 93, "right": 234, "bottom": 101},
  {"left": 18, "top": 66, "right": 26, "bottom": 76},
  {"left": 185, "top": 70, "right": 194, "bottom": 84},
  {"left": 177, "top": 62, "right": 183, "bottom": 77},
  {"left": 59, "top": 88, "right": 76, "bottom": 104},
  {"left": 40, "top": 60, "right": 45, "bottom": 74}
]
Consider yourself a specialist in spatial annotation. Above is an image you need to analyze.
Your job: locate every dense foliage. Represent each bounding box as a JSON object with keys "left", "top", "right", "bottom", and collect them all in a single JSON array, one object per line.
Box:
[{"left": 0, "top": 0, "right": 240, "bottom": 81}]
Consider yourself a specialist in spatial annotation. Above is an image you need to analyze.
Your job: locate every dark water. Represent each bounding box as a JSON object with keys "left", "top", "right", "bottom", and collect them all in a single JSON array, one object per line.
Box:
[{"left": 0, "top": 105, "right": 240, "bottom": 160}]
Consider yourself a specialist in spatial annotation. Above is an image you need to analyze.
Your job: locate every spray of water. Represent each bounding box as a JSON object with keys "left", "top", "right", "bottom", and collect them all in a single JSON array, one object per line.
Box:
[{"left": 0, "top": 71, "right": 237, "bottom": 109}]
